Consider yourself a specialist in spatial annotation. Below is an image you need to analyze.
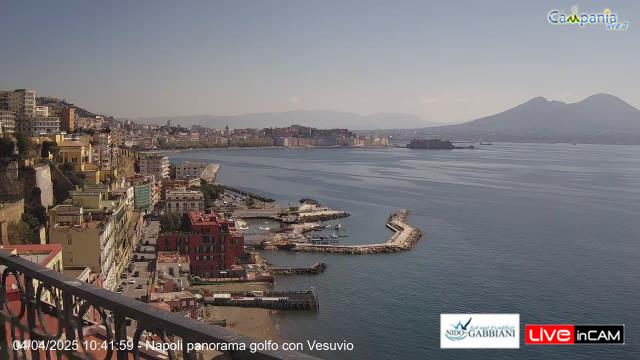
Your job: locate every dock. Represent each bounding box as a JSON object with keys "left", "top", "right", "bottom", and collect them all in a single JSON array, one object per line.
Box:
[
  {"left": 271, "top": 262, "right": 328, "bottom": 275},
  {"left": 292, "top": 209, "right": 422, "bottom": 254},
  {"left": 203, "top": 289, "right": 319, "bottom": 311}
]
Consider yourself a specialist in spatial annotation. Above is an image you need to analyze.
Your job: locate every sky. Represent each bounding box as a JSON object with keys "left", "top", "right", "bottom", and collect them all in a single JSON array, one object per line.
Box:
[{"left": 0, "top": 0, "right": 638, "bottom": 124}]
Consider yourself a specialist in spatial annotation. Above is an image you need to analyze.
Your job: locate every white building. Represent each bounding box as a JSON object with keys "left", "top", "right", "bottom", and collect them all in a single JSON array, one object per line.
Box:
[
  {"left": 35, "top": 105, "right": 49, "bottom": 116},
  {"left": 139, "top": 153, "right": 170, "bottom": 180},
  {"left": 165, "top": 190, "right": 204, "bottom": 214}
]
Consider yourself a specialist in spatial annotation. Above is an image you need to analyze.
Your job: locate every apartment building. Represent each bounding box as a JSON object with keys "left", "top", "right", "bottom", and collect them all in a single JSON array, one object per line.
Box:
[
  {"left": 15, "top": 116, "right": 60, "bottom": 136},
  {"left": 165, "top": 189, "right": 204, "bottom": 214},
  {"left": 175, "top": 161, "right": 208, "bottom": 180},
  {"left": 139, "top": 153, "right": 169, "bottom": 179},
  {"left": 0, "top": 110, "right": 15, "bottom": 135},
  {"left": 60, "top": 106, "right": 75, "bottom": 132},
  {"left": 0, "top": 89, "right": 36, "bottom": 116},
  {"left": 35, "top": 105, "right": 49, "bottom": 116},
  {"left": 157, "top": 211, "right": 245, "bottom": 276}
]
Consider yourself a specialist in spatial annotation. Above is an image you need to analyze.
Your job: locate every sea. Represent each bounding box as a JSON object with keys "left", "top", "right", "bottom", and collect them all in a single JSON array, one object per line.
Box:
[{"left": 167, "top": 143, "right": 639, "bottom": 359}]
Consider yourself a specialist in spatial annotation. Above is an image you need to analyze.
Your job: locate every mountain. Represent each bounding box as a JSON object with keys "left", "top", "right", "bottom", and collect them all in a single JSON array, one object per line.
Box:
[
  {"left": 132, "top": 110, "right": 439, "bottom": 130},
  {"left": 419, "top": 94, "right": 640, "bottom": 144}
]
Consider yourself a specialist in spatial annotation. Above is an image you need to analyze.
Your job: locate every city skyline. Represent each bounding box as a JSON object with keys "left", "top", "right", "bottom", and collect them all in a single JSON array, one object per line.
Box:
[{"left": 1, "top": 1, "right": 638, "bottom": 124}]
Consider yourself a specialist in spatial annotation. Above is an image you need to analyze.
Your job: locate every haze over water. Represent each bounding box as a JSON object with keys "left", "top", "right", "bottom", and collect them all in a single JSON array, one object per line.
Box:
[{"left": 169, "top": 143, "right": 639, "bottom": 359}]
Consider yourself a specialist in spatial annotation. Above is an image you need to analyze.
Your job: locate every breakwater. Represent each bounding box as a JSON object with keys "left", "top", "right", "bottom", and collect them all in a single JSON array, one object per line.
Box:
[
  {"left": 271, "top": 262, "right": 328, "bottom": 275},
  {"left": 292, "top": 209, "right": 422, "bottom": 254},
  {"left": 220, "top": 184, "right": 275, "bottom": 202}
]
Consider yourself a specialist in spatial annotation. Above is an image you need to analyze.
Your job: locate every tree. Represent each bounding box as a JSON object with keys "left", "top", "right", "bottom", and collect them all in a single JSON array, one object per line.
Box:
[
  {"left": 41, "top": 141, "right": 59, "bottom": 158},
  {"left": 0, "top": 136, "right": 15, "bottom": 158},
  {"left": 15, "top": 132, "right": 33, "bottom": 159},
  {"left": 8, "top": 222, "right": 37, "bottom": 244},
  {"left": 160, "top": 213, "right": 183, "bottom": 232}
]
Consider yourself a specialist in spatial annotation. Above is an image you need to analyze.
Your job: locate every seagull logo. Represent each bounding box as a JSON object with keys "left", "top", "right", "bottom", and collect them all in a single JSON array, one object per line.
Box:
[
  {"left": 454, "top": 318, "right": 472, "bottom": 330},
  {"left": 445, "top": 317, "right": 472, "bottom": 341}
]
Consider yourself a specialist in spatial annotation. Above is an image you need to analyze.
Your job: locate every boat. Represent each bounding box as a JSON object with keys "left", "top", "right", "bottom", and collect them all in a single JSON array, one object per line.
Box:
[
  {"left": 259, "top": 226, "right": 271, "bottom": 231},
  {"left": 479, "top": 142, "right": 493, "bottom": 145}
]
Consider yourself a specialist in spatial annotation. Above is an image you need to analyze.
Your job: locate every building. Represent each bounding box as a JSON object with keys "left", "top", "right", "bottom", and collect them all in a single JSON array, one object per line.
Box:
[
  {"left": 14, "top": 115, "right": 60, "bottom": 136},
  {"left": 165, "top": 189, "right": 204, "bottom": 214},
  {"left": 58, "top": 140, "right": 92, "bottom": 171},
  {"left": 48, "top": 185, "right": 134, "bottom": 290},
  {"left": 139, "top": 153, "right": 169, "bottom": 179},
  {"left": 0, "top": 110, "right": 16, "bottom": 134},
  {"left": 0, "top": 244, "right": 63, "bottom": 303},
  {"left": 157, "top": 211, "right": 245, "bottom": 276},
  {"left": 148, "top": 291, "right": 197, "bottom": 312},
  {"left": 60, "top": 106, "right": 75, "bottom": 132},
  {"left": 48, "top": 205, "right": 114, "bottom": 282},
  {"left": 35, "top": 105, "right": 49, "bottom": 116},
  {"left": 0, "top": 89, "right": 36, "bottom": 116},
  {"left": 175, "top": 161, "right": 208, "bottom": 180}
]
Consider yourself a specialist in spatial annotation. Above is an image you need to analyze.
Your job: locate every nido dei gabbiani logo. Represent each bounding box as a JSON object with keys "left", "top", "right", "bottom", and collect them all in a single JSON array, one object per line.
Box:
[
  {"left": 548, "top": 5, "right": 629, "bottom": 31},
  {"left": 445, "top": 317, "right": 516, "bottom": 341}
]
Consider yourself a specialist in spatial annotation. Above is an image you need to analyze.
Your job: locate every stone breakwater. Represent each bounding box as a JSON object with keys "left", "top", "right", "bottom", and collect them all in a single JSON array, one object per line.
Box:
[{"left": 292, "top": 209, "right": 422, "bottom": 254}]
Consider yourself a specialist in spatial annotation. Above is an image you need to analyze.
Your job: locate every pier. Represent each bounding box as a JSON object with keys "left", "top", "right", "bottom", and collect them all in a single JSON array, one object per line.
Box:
[
  {"left": 204, "top": 289, "right": 319, "bottom": 311},
  {"left": 200, "top": 163, "right": 220, "bottom": 183},
  {"left": 271, "top": 262, "right": 328, "bottom": 275},
  {"left": 292, "top": 209, "right": 422, "bottom": 254}
]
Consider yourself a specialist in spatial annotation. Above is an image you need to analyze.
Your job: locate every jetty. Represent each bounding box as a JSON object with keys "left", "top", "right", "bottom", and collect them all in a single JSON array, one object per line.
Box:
[
  {"left": 203, "top": 289, "right": 319, "bottom": 311},
  {"left": 200, "top": 163, "right": 220, "bottom": 183},
  {"left": 292, "top": 209, "right": 422, "bottom": 254},
  {"left": 271, "top": 262, "right": 328, "bottom": 275}
]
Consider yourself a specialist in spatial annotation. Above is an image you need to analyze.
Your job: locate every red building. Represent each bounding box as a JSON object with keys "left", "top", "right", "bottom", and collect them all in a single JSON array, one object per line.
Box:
[{"left": 157, "top": 211, "right": 245, "bottom": 276}]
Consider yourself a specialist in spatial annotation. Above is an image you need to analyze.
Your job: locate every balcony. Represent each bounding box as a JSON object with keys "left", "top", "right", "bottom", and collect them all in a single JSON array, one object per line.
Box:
[{"left": 0, "top": 251, "right": 317, "bottom": 360}]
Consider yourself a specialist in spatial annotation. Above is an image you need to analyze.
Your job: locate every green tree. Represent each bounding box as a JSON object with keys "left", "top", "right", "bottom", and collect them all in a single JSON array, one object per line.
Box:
[
  {"left": 0, "top": 136, "right": 15, "bottom": 158},
  {"left": 41, "top": 141, "right": 59, "bottom": 158},
  {"left": 8, "top": 222, "right": 37, "bottom": 244},
  {"left": 15, "top": 132, "right": 33, "bottom": 159},
  {"left": 160, "top": 213, "right": 183, "bottom": 232}
]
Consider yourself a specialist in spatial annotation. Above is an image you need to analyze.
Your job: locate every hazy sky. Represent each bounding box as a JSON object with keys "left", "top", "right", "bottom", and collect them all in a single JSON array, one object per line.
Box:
[{"left": 0, "top": 1, "right": 638, "bottom": 123}]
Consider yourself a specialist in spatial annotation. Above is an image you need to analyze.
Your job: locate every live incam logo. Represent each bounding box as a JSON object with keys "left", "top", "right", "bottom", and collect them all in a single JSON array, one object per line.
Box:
[{"left": 525, "top": 324, "right": 624, "bottom": 345}]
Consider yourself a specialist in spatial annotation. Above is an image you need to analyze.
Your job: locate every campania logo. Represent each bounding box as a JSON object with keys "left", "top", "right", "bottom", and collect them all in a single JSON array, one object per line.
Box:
[{"left": 548, "top": 5, "right": 629, "bottom": 31}]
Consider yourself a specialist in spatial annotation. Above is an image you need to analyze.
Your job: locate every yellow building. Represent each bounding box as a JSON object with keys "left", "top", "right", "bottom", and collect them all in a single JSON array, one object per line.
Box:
[{"left": 58, "top": 141, "right": 92, "bottom": 171}]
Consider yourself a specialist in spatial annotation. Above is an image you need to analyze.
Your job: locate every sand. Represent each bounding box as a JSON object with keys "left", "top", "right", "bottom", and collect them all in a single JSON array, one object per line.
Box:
[{"left": 204, "top": 306, "right": 280, "bottom": 341}]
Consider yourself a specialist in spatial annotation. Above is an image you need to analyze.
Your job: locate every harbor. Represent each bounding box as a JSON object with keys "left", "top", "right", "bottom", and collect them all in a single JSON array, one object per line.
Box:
[{"left": 292, "top": 209, "right": 422, "bottom": 254}]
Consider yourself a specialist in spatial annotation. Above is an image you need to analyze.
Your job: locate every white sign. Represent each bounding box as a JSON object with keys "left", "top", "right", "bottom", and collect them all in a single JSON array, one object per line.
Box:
[{"left": 441, "top": 313, "right": 520, "bottom": 349}]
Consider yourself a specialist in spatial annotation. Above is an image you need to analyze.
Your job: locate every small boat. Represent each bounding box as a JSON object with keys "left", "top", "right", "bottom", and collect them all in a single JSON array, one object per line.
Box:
[{"left": 259, "top": 226, "right": 270, "bottom": 231}]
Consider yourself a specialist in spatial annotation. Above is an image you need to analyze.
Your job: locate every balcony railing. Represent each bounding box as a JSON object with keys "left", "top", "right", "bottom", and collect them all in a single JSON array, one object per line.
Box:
[{"left": 0, "top": 250, "right": 319, "bottom": 360}]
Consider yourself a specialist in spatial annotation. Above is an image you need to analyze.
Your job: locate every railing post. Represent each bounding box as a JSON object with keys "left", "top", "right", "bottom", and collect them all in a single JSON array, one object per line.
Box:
[
  {"left": 62, "top": 293, "right": 76, "bottom": 342},
  {"left": 114, "top": 313, "right": 128, "bottom": 360},
  {"left": 24, "top": 275, "right": 40, "bottom": 360}
]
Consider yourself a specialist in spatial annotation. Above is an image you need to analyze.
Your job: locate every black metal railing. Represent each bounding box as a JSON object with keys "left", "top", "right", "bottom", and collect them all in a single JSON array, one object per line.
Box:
[{"left": 0, "top": 250, "right": 319, "bottom": 360}]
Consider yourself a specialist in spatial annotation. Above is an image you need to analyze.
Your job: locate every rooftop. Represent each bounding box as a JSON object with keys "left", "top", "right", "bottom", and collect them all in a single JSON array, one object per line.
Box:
[{"left": 157, "top": 252, "right": 190, "bottom": 264}]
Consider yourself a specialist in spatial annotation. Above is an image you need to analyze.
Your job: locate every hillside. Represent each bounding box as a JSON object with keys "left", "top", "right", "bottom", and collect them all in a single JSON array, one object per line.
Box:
[{"left": 36, "top": 97, "right": 96, "bottom": 118}]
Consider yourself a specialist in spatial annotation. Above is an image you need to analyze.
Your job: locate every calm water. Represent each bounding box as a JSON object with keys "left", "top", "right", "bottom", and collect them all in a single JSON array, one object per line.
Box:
[{"left": 168, "top": 144, "right": 639, "bottom": 359}]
